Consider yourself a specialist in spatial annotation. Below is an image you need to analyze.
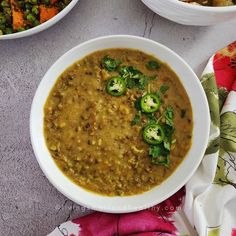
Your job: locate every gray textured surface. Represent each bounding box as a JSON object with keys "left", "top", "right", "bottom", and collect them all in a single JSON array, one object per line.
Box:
[{"left": 0, "top": 0, "right": 235, "bottom": 235}]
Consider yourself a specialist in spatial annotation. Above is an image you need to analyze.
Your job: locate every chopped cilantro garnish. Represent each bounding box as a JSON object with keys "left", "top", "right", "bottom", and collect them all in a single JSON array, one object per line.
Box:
[
  {"left": 148, "top": 75, "right": 157, "bottom": 80},
  {"left": 146, "top": 60, "right": 160, "bottom": 70},
  {"left": 160, "top": 85, "right": 169, "bottom": 94},
  {"left": 126, "top": 75, "right": 148, "bottom": 90},
  {"left": 164, "top": 141, "right": 171, "bottom": 151},
  {"left": 148, "top": 144, "right": 170, "bottom": 167},
  {"left": 102, "top": 56, "right": 121, "bottom": 72},
  {"left": 119, "top": 66, "right": 141, "bottom": 78},
  {"left": 146, "top": 114, "right": 157, "bottom": 125},
  {"left": 100, "top": 55, "right": 176, "bottom": 168},
  {"left": 147, "top": 107, "right": 175, "bottom": 167},
  {"left": 119, "top": 66, "right": 148, "bottom": 90},
  {"left": 131, "top": 111, "right": 142, "bottom": 126},
  {"left": 165, "top": 107, "right": 174, "bottom": 127},
  {"left": 134, "top": 97, "right": 142, "bottom": 111}
]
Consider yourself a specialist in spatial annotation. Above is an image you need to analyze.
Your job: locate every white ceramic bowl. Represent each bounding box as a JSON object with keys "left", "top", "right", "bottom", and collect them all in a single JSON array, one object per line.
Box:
[
  {"left": 30, "top": 35, "right": 210, "bottom": 213},
  {"left": 0, "top": 0, "right": 79, "bottom": 40},
  {"left": 142, "top": 0, "right": 236, "bottom": 26}
]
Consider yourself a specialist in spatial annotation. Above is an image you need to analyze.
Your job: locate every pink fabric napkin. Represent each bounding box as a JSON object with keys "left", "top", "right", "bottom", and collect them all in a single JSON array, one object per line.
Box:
[{"left": 48, "top": 188, "right": 185, "bottom": 236}]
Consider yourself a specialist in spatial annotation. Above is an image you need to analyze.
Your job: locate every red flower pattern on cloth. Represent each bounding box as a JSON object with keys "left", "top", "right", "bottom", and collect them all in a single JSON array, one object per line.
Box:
[
  {"left": 232, "top": 228, "right": 236, "bottom": 236},
  {"left": 213, "top": 41, "right": 236, "bottom": 91}
]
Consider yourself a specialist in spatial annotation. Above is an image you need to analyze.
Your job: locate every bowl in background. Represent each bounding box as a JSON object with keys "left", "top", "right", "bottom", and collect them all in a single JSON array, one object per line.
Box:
[
  {"left": 0, "top": 0, "right": 79, "bottom": 40},
  {"left": 30, "top": 35, "right": 210, "bottom": 213},
  {"left": 141, "top": 0, "right": 236, "bottom": 26}
]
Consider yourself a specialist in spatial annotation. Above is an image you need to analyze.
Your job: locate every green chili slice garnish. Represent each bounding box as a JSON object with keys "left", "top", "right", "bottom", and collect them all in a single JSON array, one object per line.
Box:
[
  {"left": 106, "top": 76, "right": 126, "bottom": 97},
  {"left": 143, "top": 124, "right": 164, "bottom": 145},
  {"left": 140, "top": 93, "right": 160, "bottom": 113}
]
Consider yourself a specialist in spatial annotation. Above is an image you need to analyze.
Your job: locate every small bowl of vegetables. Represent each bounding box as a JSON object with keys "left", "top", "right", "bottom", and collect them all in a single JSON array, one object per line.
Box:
[{"left": 0, "top": 0, "right": 79, "bottom": 39}]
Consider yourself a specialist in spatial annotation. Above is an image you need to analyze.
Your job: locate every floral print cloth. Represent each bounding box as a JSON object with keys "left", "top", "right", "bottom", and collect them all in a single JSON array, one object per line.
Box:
[
  {"left": 184, "top": 41, "right": 236, "bottom": 236},
  {"left": 48, "top": 41, "right": 236, "bottom": 236}
]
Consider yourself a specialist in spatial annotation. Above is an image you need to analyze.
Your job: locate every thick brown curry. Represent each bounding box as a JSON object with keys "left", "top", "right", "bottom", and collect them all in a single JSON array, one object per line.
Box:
[{"left": 44, "top": 49, "right": 193, "bottom": 196}]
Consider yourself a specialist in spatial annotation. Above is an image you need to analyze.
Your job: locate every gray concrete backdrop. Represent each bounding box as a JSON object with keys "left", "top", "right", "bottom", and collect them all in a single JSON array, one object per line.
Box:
[{"left": 0, "top": 0, "right": 235, "bottom": 235}]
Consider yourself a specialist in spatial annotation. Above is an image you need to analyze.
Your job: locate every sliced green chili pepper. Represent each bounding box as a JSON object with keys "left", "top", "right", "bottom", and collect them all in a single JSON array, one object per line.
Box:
[
  {"left": 143, "top": 124, "right": 164, "bottom": 145},
  {"left": 106, "top": 77, "right": 126, "bottom": 97},
  {"left": 140, "top": 93, "right": 160, "bottom": 113}
]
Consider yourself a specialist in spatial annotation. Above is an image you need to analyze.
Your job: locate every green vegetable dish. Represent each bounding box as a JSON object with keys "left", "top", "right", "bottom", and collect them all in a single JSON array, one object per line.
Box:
[
  {"left": 44, "top": 48, "right": 193, "bottom": 196},
  {"left": 0, "top": 0, "right": 71, "bottom": 35}
]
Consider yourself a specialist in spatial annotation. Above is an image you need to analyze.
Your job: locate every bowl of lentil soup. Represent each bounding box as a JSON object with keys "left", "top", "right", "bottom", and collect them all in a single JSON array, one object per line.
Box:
[
  {"left": 30, "top": 35, "right": 210, "bottom": 213},
  {"left": 0, "top": 0, "right": 79, "bottom": 39}
]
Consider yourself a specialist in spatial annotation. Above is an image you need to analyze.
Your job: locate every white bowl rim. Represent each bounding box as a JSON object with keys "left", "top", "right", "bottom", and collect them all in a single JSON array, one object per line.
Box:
[
  {"left": 0, "top": 0, "right": 79, "bottom": 40},
  {"left": 163, "top": 0, "right": 236, "bottom": 11},
  {"left": 30, "top": 35, "right": 210, "bottom": 213}
]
